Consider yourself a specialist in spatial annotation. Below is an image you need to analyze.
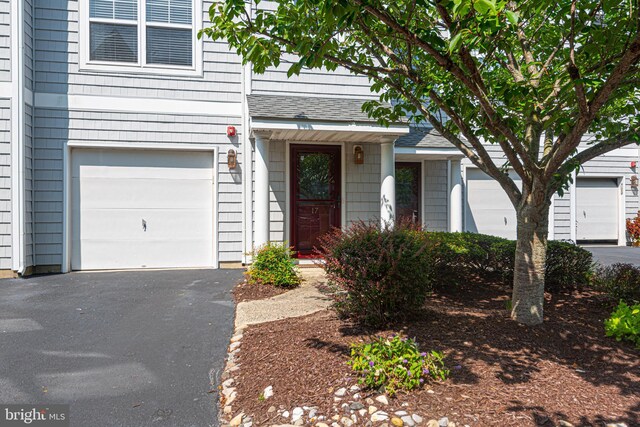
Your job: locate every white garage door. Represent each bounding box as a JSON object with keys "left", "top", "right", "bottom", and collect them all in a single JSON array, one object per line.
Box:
[
  {"left": 71, "top": 149, "right": 214, "bottom": 270},
  {"left": 576, "top": 178, "right": 619, "bottom": 242},
  {"left": 465, "top": 168, "right": 521, "bottom": 240}
]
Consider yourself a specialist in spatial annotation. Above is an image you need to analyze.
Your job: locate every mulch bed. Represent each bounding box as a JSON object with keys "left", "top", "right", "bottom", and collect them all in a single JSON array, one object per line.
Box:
[
  {"left": 232, "top": 280, "right": 291, "bottom": 303},
  {"left": 232, "top": 281, "right": 640, "bottom": 426}
]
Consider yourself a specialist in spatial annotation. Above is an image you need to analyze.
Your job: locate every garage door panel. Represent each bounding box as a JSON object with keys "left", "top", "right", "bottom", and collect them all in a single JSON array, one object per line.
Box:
[
  {"left": 73, "top": 178, "right": 213, "bottom": 210},
  {"left": 72, "top": 208, "right": 212, "bottom": 240},
  {"left": 465, "top": 169, "right": 520, "bottom": 240},
  {"left": 72, "top": 150, "right": 213, "bottom": 180},
  {"left": 71, "top": 149, "right": 215, "bottom": 270},
  {"left": 74, "top": 239, "right": 213, "bottom": 270}
]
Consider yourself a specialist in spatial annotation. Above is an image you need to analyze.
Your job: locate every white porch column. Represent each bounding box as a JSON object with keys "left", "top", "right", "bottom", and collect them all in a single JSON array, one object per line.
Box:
[
  {"left": 380, "top": 141, "right": 396, "bottom": 227},
  {"left": 254, "top": 132, "right": 270, "bottom": 248},
  {"left": 449, "top": 159, "right": 463, "bottom": 232}
]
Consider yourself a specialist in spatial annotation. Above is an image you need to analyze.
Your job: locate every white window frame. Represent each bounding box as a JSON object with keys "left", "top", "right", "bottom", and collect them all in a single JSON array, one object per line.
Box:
[{"left": 79, "top": 0, "right": 203, "bottom": 77}]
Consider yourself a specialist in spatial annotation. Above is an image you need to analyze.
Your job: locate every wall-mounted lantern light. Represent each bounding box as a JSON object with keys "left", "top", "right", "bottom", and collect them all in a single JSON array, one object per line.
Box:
[
  {"left": 227, "top": 149, "right": 237, "bottom": 170},
  {"left": 354, "top": 145, "right": 364, "bottom": 165},
  {"left": 631, "top": 175, "right": 639, "bottom": 188}
]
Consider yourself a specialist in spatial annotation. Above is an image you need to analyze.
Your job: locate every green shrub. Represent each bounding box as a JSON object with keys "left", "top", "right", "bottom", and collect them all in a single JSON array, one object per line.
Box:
[
  {"left": 246, "top": 242, "right": 301, "bottom": 288},
  {"left": 592, "top": 263, "right": 640, "bottom": 304},
  {"left": 349, "top": 335, "right": 449, "bottom": 396},
  {"left": 424, "top": 234, "right": 593, "bottom": 292},
  {"left": 545, "top": 241, "right": 594, "bottom": 292},
  {"left": 317, "top": 221, "right": 433, "bottom": 327},
  {"left": 604, "top": 301, "right": 640, "bottom": 348}
]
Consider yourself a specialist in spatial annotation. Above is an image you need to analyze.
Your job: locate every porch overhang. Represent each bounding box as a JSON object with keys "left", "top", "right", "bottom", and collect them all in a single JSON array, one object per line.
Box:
[{"left": 250, "top": 118, "right": 410, "bottom": 143}]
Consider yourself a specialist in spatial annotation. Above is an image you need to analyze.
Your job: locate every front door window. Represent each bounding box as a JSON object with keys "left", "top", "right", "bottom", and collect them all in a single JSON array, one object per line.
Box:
[{"left": 396, "top": 162, "right": 422, "bottom": 224}]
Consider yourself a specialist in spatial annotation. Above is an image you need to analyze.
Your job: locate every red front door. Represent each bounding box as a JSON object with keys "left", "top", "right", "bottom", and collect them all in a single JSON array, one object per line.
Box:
[{"left": 290, "top": 145, "right": 341, "bottom": 257}]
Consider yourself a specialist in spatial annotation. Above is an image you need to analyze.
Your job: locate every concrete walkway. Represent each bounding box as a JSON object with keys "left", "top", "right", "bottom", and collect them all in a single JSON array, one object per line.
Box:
[{"left": 234, "top": 268, "right": 331, "bottom": 329}]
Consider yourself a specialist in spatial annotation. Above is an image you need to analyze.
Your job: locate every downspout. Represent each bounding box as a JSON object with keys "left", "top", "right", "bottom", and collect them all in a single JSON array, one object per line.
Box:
[
  {"left": 241, "top": 1, "right": 254, "bottom": 264},
  {"left": 11, "top": 0, "right": 26, "bottom": 275}
]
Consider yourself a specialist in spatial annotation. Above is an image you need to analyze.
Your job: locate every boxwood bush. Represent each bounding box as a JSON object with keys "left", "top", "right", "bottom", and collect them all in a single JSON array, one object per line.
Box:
[
  {"left": 592, "top": 263, "right": 640, "bottom": 304},
  {"left": 317, "top": 221, "right": 433, "bottom": 327},
  {"left": 246, "top": 242, "right": 301, "bottom": 288}
]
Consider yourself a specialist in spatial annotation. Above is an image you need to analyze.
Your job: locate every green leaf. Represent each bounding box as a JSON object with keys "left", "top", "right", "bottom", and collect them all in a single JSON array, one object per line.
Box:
[
  {"left": 473, "top": 0, "right": 497, "bottom": 15},
  {"left": 449, "top": 32, "right": 463, "bottom": 53},
  {"left": 505, "top": 10, "right": 519, "bottom": 25}
]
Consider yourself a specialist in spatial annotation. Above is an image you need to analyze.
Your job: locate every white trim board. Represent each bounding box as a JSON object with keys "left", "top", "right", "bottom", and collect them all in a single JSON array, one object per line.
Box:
[
  {"left": 251, "top": 118, "right": 410, "bottom": 136},
  {"left": 34, "top": 93, "right": 242, "bottom": 117}
]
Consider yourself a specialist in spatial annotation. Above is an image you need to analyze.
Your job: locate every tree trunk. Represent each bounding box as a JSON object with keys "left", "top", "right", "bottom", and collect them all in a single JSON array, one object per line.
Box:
[{"left": 511, "top": 191, "right": 550, "bottom": 325}]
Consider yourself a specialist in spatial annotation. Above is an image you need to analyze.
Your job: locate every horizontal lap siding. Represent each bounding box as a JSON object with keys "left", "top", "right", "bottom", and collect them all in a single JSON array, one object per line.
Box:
[
  {"left": 33, "top": 108, "right": 243, "bottom": 266},
  {"left": 424, "top": 160, "right": 448, "bottom": 232},
  {"left": 345, "top": 142, "right": 380, "bottom": 226},
  {"left": 252, "top": 62, "right": 376, "bottom": 99},
  {"left": 0, "top": 99, "right": 10, "bottom": 268},
  {"left": 0, "top": 0, "right": 9, "bottom": 81},
  {"left": 25, "top": 104, "right": 34, "bottom": 267},
  {"left": 553, "top": 193, "right": 571, "bottom": 240},
  {"left": 25, "top": 0, "right": 33, "bottom": 91},
  {"left": 268, "top": 141, "right": 285, "bottom": 243},
  {"left": 34, "top": 0, "right": 242, "bottom": 102}
]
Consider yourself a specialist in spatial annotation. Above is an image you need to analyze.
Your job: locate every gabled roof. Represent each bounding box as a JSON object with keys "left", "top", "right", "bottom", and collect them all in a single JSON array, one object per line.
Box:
[
  {"left": 247, "top": 94, "right": 400, "bottom": 124},
  {"left": 395, "top": 127, "right": 455, "bottom": 149}
]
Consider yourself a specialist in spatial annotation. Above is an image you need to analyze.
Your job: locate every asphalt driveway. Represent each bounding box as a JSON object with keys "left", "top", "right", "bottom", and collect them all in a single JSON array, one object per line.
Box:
[
  {"left": 0, "top": 269, "right": 242, "bottom": 427},
  {"left": 586, "top": 246, "right": 640, "bottom": 266}
]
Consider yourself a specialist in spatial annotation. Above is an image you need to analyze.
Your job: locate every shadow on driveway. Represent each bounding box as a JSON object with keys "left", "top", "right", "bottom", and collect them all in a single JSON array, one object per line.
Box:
[{"left": 0, "top": 269, "right": 242, "bottom": 427}]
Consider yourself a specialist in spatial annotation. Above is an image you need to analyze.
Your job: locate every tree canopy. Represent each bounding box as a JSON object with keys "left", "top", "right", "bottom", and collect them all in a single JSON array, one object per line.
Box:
[{"left": 202, "top": 0, "right": 640, "bottom": 203}]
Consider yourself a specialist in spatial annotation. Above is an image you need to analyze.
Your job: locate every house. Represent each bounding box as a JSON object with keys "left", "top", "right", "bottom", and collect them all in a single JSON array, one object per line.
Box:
[{"left": 0, "top": 0, "right": 637, "bottom": 276}]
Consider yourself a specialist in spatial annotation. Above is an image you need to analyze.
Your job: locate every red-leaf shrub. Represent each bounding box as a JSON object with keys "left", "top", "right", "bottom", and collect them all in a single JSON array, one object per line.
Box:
[
  {"left": 316, "top": 221, "right": 433, "bottom": 328},
  {"left": 627, "top": 211, "right": 640, "bottom": 246}
]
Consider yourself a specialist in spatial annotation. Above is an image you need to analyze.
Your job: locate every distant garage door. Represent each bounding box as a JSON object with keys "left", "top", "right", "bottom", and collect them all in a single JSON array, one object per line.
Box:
[
  {"left": 465, "top": 168, "right": 521, "bottom": 240},
  {"left": 576, "top": 178, "right": 619, "bottom": 242},
  {"left": 71, "top": 149, "right": 214, "bottom": 270}
]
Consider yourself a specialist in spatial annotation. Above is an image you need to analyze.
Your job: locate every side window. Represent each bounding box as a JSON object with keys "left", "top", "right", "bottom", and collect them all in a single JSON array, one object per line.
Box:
[
  {"left": 146, "top": 0, "right": 193, "bottom": 67},
  {"left": 89, "top": 0, "right": 138, "bottom": 63}
]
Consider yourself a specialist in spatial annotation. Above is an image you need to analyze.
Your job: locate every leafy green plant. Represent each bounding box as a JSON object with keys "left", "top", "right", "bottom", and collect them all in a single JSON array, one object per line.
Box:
[
  {"left": 246, "top": 242, "right": 301, "bottom": 288},
  {"left": 592, "top": 263, "right": 640, "bottom": 304},
  {"left": 349, "top": 335, "right": 449, "bottom": 396},
  {"left": 604, "top": 301, "right": 640, "bottom": 348},
  {"left": 317, "top": 221, "right": 433, "bottom": 327}
]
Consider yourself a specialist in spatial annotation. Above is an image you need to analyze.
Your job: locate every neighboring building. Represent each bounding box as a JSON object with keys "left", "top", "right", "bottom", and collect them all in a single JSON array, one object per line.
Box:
[{"left": 1, "top": 0, "right": 637, "bottom": 275}]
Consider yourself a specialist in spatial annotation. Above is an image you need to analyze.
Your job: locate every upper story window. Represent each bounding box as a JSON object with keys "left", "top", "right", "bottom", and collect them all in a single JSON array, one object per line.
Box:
[{"left": 82, "top": 0, "right": 202, "bottom": 75}]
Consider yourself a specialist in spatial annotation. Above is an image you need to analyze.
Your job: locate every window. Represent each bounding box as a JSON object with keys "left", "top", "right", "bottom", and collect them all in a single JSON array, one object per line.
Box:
[{"left": 83, "top": 0, "right": 200, "bottom": 74}]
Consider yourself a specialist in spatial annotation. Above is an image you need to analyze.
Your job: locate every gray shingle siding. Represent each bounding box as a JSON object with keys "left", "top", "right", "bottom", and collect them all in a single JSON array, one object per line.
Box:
[
  {"left": 24, "top": 0, "right": 33, "bottom": 91},
  {"left": 0, "top": 99, "right": 11, "bottom": 268},
  {"left": 423, "top": 160, "right": 448, "bottom": 231},
  {"left": 25, "top": 103, "right": 34, "bottom": 266},
  {"left": 33, "top": 108, "right": 244, "bottom": 266},
  {"left": 0, "top": 0, "right": 9, "bottom": 81},
  {"left": 553, "top": 193, "right": 571, "bottom": 240},
  {"left": 345, "top": 142, "right": 380, "bottom": 225},
  {"left": 34, "top": 0, "right": 242, "bottom": 101}
]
